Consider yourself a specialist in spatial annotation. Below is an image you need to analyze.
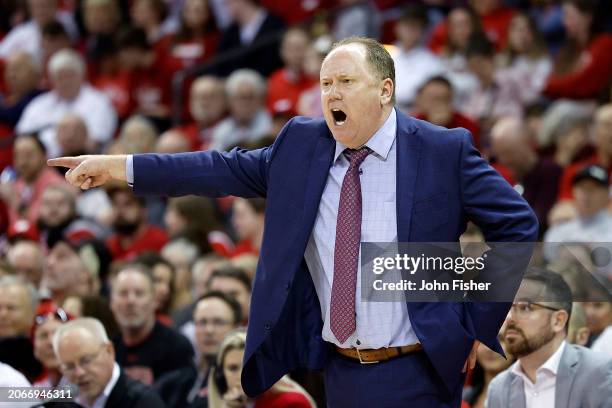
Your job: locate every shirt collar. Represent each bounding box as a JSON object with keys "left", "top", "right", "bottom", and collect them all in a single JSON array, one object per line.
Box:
[
  {"left": 103, "top": 363, "right": 121, "bottom": 399},
  {"left": 333, "top": 108, "right": 397, "bottom": 162},
  {"left": 75, "top": 362, "right": 120, "bottom": 408},
  {"left": 539, "top": 340, "right": 566, "bottom": 375},
  {"left": 511, "top": 340, "right": 567, "bottom": 380}
]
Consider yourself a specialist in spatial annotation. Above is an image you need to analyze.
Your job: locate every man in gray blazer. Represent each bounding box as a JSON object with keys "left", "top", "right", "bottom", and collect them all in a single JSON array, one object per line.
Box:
[{"left": 487, "top": 268, "right": 612, "bottom": 408}]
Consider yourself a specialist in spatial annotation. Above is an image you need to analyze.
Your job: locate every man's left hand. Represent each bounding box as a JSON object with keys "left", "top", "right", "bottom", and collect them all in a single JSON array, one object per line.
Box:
[{"left": 462, "top": 340, "right": 480, "bottom": 373}]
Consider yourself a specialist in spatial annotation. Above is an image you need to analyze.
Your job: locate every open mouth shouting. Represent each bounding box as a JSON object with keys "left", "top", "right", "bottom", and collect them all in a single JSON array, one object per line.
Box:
[{"left": 331, "top": 109, "right": 347, "bottom": 126}]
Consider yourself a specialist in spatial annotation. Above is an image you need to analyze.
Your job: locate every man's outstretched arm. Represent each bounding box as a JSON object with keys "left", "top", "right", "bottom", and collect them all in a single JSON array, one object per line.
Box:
[{"left": 49, "top": 118, "right": 296, "bottom": 197}]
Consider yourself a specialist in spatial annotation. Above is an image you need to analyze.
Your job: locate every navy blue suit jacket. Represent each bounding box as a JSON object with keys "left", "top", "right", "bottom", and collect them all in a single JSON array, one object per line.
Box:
[{"left": 132, "top": 110, "right": 538, "bottom": 397}]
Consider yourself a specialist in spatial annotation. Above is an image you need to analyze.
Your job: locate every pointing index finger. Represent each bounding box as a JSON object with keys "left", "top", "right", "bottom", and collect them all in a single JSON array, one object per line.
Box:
[{"left": 47, "top": 156, "right": 84, "bottom": 169}]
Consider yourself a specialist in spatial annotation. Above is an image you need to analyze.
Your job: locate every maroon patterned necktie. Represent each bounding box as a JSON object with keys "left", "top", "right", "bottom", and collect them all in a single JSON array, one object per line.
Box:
[{"left": 330, "top": 147, "right": 371, "bottom": 344}]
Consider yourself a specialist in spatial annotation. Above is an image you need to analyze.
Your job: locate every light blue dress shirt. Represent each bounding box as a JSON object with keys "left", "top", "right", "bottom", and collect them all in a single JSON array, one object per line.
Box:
[{"left": 305, "top": 108, "right": 417, "bottom": 349}]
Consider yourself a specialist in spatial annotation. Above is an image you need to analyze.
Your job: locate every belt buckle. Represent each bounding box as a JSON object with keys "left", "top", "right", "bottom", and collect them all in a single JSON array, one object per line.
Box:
[{"left": 356, "top": 348, "right": 379, "bottom": 364}]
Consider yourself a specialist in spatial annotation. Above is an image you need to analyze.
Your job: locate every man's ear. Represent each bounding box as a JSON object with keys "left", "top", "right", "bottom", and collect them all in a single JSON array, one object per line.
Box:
[
  {"left": 380, "top": 78, "right": 394, "bottom": 105},
  {"left": 553, "top": 310, "right": 569, "bottom": 334}
]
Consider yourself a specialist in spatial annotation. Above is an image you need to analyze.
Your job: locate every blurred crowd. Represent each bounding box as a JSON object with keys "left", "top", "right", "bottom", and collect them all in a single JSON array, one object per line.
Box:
[{"left": 0, "top": 0, "right": 611, "bottom": 407}]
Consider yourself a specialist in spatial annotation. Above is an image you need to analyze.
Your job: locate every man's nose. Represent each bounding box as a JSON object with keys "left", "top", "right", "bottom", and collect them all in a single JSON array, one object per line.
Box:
[
  {"left": 328, "top": 83, "right": 342, "bottom": 100},
  {"left": 506, "top": 307, "right": 517, "bottom": 323}
]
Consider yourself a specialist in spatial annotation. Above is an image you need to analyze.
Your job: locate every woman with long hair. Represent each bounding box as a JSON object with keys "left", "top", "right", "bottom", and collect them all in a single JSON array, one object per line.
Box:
[
  {"left": 544, "top": 0, "right": 612, "bottom": 99},
  {"left": 208, "top": 330, "right": 315, "bottom": 408},
  {"left": 498, "top": 12, "right": 552, "bottom": 104},
  {"left": 156, "top": 0, "right": 219, "bottom": 76},
  {"left": 435, "top": 7, "right": 484, "bottom": 106}
]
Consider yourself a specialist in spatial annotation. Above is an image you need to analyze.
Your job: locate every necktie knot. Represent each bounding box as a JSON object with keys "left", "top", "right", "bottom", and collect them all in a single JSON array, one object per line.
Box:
[{"left": 344, "top": 147, "right": 370, "bottom": 167}]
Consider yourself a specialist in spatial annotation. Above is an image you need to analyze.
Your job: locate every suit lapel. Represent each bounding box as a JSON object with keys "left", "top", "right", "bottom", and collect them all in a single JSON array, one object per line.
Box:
[
  {"left": 509, "top": 374, "right": 527, "bottom": 408},
  {"left": 302, "top": 134, "right": 335, "bottom": 234},
  {"left": 555, "top": 344, "right": 579, "bottom": 408},
  {"left": 395, "top": 111, "right": 420, "bottom": 242},
  {"left": 104, "top": 372, "right": 127, "bottom": 408}
]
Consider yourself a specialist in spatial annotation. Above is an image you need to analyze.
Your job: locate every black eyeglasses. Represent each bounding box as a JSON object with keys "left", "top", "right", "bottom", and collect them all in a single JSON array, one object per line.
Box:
[
  {"left": 34, "top": 308, "right": 69, "bottom": 326},
  {"left": 510, "top": 301, "right": 562, "bottom": 319}
]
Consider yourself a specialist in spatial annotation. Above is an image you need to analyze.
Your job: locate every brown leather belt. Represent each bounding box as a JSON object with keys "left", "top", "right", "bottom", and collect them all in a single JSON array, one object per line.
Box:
[{"left": 335, "top": 344, "right": 423, "bottom": 364}]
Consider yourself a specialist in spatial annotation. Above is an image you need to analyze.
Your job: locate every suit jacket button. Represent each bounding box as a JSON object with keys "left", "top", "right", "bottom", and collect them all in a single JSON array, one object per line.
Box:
[
  {"left": 285, "top": 283, "right": 291, "bottom": 290},
  {"left": 264, "top": 323, "right": 271, "bottom": 330}
]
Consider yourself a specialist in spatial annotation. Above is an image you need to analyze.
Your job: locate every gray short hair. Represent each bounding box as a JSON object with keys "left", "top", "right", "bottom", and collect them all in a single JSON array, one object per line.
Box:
[
  {"left": 328, "top": 37, "right": 396, "bottom": 104},
  {"left": 52, "top": 317, "right": 110, "bottom": 356},
  {"left": 226, "top": 69, "right": 266, "bottom": 98},
  {"left": 48, "top": 48, "right": 85, "bottom": 78},
  {"left": 0, "top": 275, "right": 39, "bottom": 310},
  {"left": 162, "top": 238, "right": 200, "bottom": 268}
]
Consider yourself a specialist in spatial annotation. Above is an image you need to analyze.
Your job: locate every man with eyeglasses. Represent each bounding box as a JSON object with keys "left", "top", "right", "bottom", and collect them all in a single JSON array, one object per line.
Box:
[
  {"left": 53, "top": 317, "right": 165, "bottom": 407},
  {"left": 156, "top": 291, "right": 242, "bottom": 407},
  {"left": 487, "top": 268, "right": 612, "bottom": 408}
]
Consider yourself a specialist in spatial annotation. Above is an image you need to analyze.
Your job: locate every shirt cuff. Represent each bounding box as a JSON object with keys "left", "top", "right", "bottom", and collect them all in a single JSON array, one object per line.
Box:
[{"left": 126, "top": 155, "right": 134, "bottom": 186}]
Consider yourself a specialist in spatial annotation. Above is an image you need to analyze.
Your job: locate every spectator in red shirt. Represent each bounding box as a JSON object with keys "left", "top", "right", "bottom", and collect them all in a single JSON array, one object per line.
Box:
[
  {"left": 156, "top": 0, "right": 219, "bottom": 77},
  {"left": 413, "top": 75, "right": 481, "bottom": 149},
  {"left": 89, "top": 35, "right": 134, "bottom": 121},
  {"left": 429, "top": 0, "right": 515, "bottom": 53},
  {"left": 544, "top": 0, "right": 612, "bottom": 100},
  {"left": 117, "top": 27, "right": 172, "bottom": 123},
  {"left": 105, "top": 184, "right": 168, "bottom": 261},
  {"left": 130, "top": 0, "right": 170, "bottom": 46},
  {"left": 176, "top": 75, "right": 227, "bottom": 150},
  {"left": 80, "top": 0, "right": 122, "bottom": 82},
  {"left": 1, "top": 134, "right": 67, "bottom": 226},
  {"left": 558, "top": 103, "right": 612, "bottom": 200},
  {"left": 266, "top": 27, "right": 315, "bottom": 117}
]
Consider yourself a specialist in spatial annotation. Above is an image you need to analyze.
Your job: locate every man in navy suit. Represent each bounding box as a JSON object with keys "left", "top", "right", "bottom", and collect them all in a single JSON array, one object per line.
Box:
[{"left": 50, "top": 37, "right": 537, "bottom": 407}]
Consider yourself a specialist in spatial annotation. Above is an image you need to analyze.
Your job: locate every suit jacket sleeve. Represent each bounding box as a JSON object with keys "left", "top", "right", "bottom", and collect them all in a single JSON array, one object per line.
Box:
[
  {"left": 132, "top": 119, "right": 294, "bottom": 198},
  {"left": 459, "top": 130, "right": 538, "bottom": 353}
]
